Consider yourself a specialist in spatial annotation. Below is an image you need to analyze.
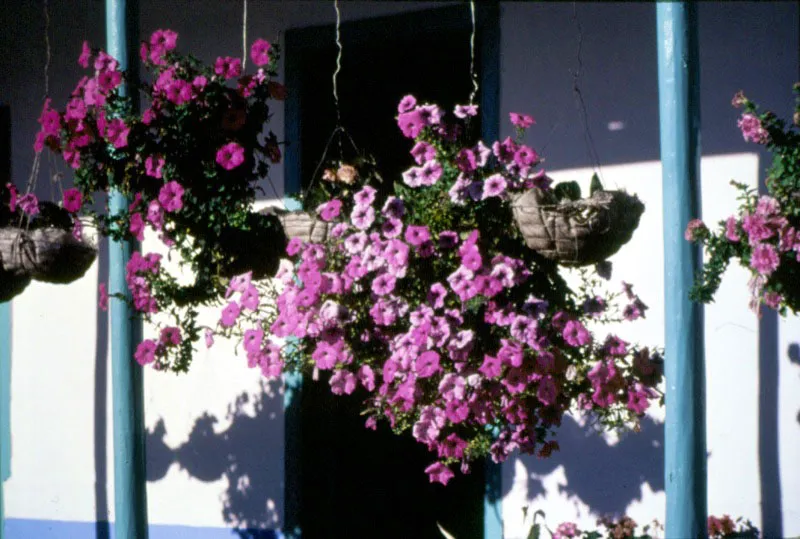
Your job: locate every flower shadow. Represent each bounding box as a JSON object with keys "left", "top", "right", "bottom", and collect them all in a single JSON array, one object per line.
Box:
[
  {"left": 503, "top": 414, "right": 664, "bottom": 516},
  {"left": 145, "top": 378, "right": 283, "bottom": 537}
]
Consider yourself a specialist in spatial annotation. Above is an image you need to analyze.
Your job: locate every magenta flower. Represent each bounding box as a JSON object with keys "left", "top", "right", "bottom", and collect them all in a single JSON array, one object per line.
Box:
[
  {"left": 18, "top": 193, "right": 39, "bottom": 216},
  {"left": 415, "top": 350, "right": 441, "bottom": 378},
  {"left": 750, "top": 243, "right": 779, "bottom": 275},
  {"left": 145, "top": 155, "right": 165, "bottom": 179},
  {"left": 134, "top": 339, "right": 158, "bottom": 366},
  {"left": 397, "top": 94, "right": 417, "bottom": 114},
  {"left": 216, "top": 142, "right": 245, "bottom": 170},
  {"left": 313, "top": 342, "right": 339, "bottom": 370},
  {"left": 402, "top": 166, "right": 423, "bottom": 187},
  {"left": 317, "top": 199, "right": 342, "bottom": 221},
  {"left": 404, "top": 225, "right": 431, "bottom": 246},
  {"left": 214, "top": 56, "right": 242, "bottom": 79},
  {"left": 250, "top": 38, "right": 272, "bottom": 66},
  {"left": 98, "top": 283, "right": 109, "bottom": 311},
  {"left": 737, "top": 113, "right": 769, "bottom": 144},
  {"left": 159, "top": 326, "right": 182, "bottom": 346},
  {"left": 562, "top": 320, "right": 591, "bottom": 347},
  {"left": 146, "top": 200, "right": 164, "bottom": 230},
  {"left": 454, "top": 104, "right": 478, "bottom": 118},
  {"left": 240, "top": 284, "right": 260, "bottom": 311},
  {"left": 425, "top": 462, "right": 455, "bottom": 485},
  {"left": 509, "top": 112, "right": 535, "bottom": 129},
  {"left": 129, "top": 213, "right": 145, "bottom": 241},
  {"left": 410, "top": 141, "right": 436, "bottom": 165},
  {"left": 397, "top": 110, "right": 425, "bottom": 139},
  {"left": 158, "top": 181, "right": 185, "bottom": 213},
  {"left": 354, "top": 186, "right": 377, "bottom": 208},
  {"left": 381, "top": 217, "right": 403, "bottom": 239},
  {"left": 482, "top": 174, "right": 508, "bottom": 199},
  {"left": 220, "top": 301, "right": 241, "bottom": 327},
  {"left": 514, "top": 145, "right": 539, "bottom": 167},
  {"left": 371, "top": 273, "right": 397, "bottom": 296},
  {"left": 419, "top": 160, "right": 443, "bottom": 186},
  {"left": 329, "top": 370, "right": 357, "bottom": 395},
  {"left": 78, "top": 41, "right": 92, "bottom": 68},
  {"left": 105, "top": 118, "right": 130, "bottom": 148},
  {"left": 149, "top": 29, "right": 178, "bottom": 54},
  {"left": 455, "top": 148, "right": 477, "bottom": 173},
  {"left": 725, "top": 216, "right": 740, "bottom": 242},
  {"left": 243, "top": 329, "right": 264, "bottom": 354},
  {"left": 438, "top": 231, "right": 459, "bottom": 250},
  {"left": 204, "top": 329, "right": 215, "bottom": 348},
  {"left": 286, "top": 237, "right": 304, "bottom": 256},
  {"left": 62, "top": 188, "right": 82, "bottom": 213},
  {"left": 684, "top": 218, "right": 707, "bottom": 242},
  {"left": 537, "top": 376, "right": 558, "bottom": 406},
  {"left": 350, "top": 205, "right": 375, "bottom": 230}
]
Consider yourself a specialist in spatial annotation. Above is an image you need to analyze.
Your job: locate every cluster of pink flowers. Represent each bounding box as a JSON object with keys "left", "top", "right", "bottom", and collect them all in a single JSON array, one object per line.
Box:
[
  {"left": 687, "top": 193, "right": 800, "bottom": 312},
  {"left": 35, "top": 29, "right": 285, "bottom": 371},
  {"left": 210, "top": 96, "right": 661, "bottom": 483}
]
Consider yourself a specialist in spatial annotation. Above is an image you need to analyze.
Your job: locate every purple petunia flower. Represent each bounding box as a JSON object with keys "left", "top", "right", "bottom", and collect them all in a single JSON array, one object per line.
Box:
[{"left": 482, "top": 174, "right": 508, "bottom": 199}]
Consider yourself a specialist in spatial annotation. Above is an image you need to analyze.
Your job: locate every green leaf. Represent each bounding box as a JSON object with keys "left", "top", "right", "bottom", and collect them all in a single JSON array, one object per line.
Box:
[
  {"left": 526, "top": 523, "right": 540, "bottom": 539},
  {"left": 590, "top": 173, "right": 604, "bottom": 195},
  {"left": 553, "top": 181, "right": 582, "bottom": 202}
]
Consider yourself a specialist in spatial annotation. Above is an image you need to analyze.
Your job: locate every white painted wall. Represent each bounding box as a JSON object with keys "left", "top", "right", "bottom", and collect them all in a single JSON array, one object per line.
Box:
[{"left": 1, "top": 1, "right": 798, "bottom": 537}]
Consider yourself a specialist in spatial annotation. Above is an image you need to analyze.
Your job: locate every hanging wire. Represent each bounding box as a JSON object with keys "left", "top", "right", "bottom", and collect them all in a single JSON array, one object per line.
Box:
[
  {"left": 571, "top": 2, "right": 605, "bottom": 184},
  {"left": 332, "top": 0, "right": 343, "bottom": 129},
  {"left": 241, "top": 0, "right": 248, "bottom": 71},
  {"left": 468, "top": 0, "right": 479, "bottom": 106}
]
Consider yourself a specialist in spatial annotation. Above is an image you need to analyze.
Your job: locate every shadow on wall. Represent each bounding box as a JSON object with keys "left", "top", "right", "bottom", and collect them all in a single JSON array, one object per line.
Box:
[
  {"left": 146, "top": 378, "right": 283, "bottom": 537},
  {"left": 790, "top": 343, "right": 800, "bottom": 426},
  {"left": 502, "top": 414, "right": 664, "bottom": 517}
]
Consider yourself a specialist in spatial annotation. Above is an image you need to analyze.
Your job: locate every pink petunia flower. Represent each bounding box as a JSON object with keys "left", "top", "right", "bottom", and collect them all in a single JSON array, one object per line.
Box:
[
  {"left": 98, "top": 283, "right": 109, "bottom": 311},
  {"left": 750, "top": 243, "right": 779, "bottom": 275},
  {"left": 158, "top": 181, "right": 185, "bottom": 213},
  {"left": 18, "top": 193, "right": 39, "bottom": 216},
  {"left": 216, "top": 142, "right": 245, "bottom": 170},
  {"left": 78, "top": 41, "right": 92, "bottom": 68},
  {"left": 62, "top": 188, "right": 82, "bottom": 213},
  {"left": 454, "top": 104, "right": 478, "bottom": 118},
  {"left": 329, "top": 370, "right": 357, "bottom": 395},
  {"left": 562, "top": 320, "right": 591, "bottom": 347},
  {"left": 105, "top": 118, "right": 130, "bottom": 148},
  {"left": 214, "top": 56, "right": 242, "bottom": 79},
  {"left": 134, "top": 339, "right": 158, "bottom": 366},
  {"left": 509, "top": 112, "right": 535, "bottom": 129},
  {"left": 159, "top": 326, "right": 182, "bottom": 346},
  {"left": 250, "top": 38, "right": 271, "bottom": 66},
  {"left": 129, "top": 213, "right": 145, "bottom": 241},
  {"left": 404, "top": 225, "right": 431, "bottom": 246},
  {"left": 317, "top": 199, "right": 342, "bottom": 222},
  {"left": 220, "top": 301, "right": 241, "bottom": 327},
  {"left": 415, "top": 350, "right": 441, "bottom": 378},
  {"left": 397, "top": 94, "right": 417, "bottom": 114},
  {"left": 424, "top": 462, "right": 454, "bottom": 485}
]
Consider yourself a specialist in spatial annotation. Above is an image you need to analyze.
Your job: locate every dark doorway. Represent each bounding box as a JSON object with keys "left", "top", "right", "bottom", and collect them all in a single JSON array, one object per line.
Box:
[{"left": 285, "top": 5, "right": 499, "bottom": 539}]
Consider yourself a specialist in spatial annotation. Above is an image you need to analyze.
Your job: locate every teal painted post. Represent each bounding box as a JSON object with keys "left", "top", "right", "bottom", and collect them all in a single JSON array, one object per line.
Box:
[
  {"left": 656, "top": 3, "right": 707, "bottom": 538},
  {"left": 0, "top": 301, "right": 9, "bottom": 539},
  {"left": 106, "top": 1, "right": 148, "bottom": 537}
]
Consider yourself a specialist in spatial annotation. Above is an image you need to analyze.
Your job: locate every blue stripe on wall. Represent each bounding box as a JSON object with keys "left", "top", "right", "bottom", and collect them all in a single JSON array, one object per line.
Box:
[
  {"left": 0, "top": 301, "right": 10, "bottom": 482},
  {"left": 4, "top": 519, "right": 281, "bottom": 539}
]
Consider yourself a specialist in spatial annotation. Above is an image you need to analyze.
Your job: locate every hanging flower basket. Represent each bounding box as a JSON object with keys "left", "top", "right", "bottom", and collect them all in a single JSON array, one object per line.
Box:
[
  {"left": 277, "top": 210, "right": 329, "bottom": 244},
  {"left": 198, "top": 98, "right": 662, "bottom": 485},
  {"left": 0, "top": 226, "right": 96, "bottom": 284},
  {"left": 512, "top": 187, "right": 644, "bottom": 266}
]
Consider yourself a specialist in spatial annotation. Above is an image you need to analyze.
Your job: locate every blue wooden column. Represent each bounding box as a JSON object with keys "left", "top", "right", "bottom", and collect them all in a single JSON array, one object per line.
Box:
[
  {"left": 656, "top": 3, "right": 707, "bottom": 538},
  {"left": 0, "top": 301, "right": 9, "bottom": 539},
  {"left": 106, "top": 1, "right": 148, "bottom": 537}
]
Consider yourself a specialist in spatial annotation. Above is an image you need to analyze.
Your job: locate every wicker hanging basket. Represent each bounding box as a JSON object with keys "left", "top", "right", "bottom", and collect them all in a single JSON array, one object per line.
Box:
[
  {"left": 276, "top": 210, "right": 329, "bottom": 244},
  {"left": 511, "top": 188, "right": 645, "bottom": 266},
  {"left": 0, "top": 227, "right": 97, "bottom": 284}
]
